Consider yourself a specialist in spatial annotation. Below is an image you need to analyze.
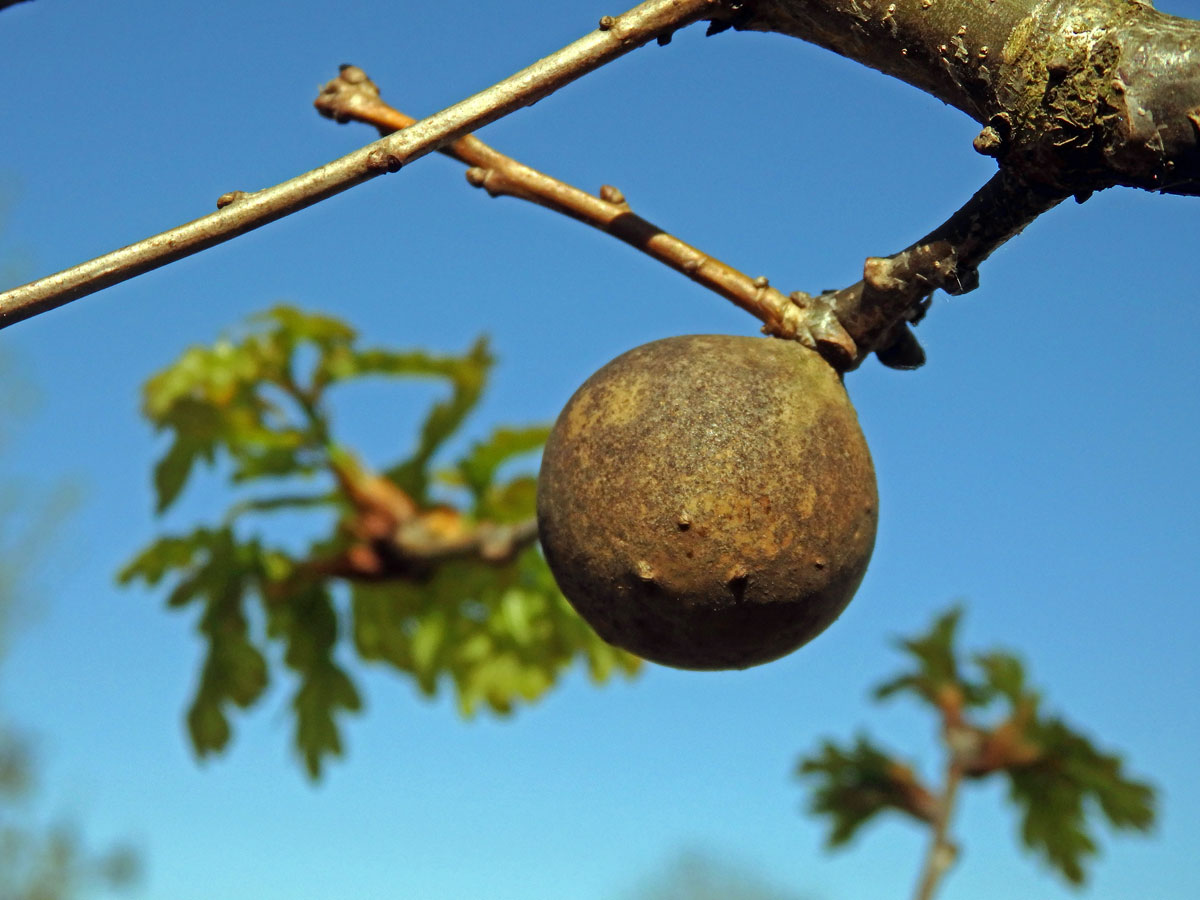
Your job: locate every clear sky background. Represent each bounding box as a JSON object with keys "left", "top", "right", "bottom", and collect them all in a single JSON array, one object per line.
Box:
[{"left": 1, "top": 1, "right": 1198, "bottom": 898}]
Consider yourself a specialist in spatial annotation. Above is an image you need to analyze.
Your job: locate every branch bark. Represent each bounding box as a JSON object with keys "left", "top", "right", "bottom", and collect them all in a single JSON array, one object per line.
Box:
[
  {"left": 315, "top": 65, "right": 1066, "bottom": 369},
  {"left": 309, "top": 517, "right": 541, "bottom": 582},
  {"left": 0, "top": 0, "right": 731, "bottom": 329},
  {"left": 5, "top": 0, "right": 1199, "bottom": 357},
  {"left": 314, "top": 65, "right": 857, "bottom": 362},
  {"left": 821, "top": 169, "right": 1067, "bottom": 369},
  {"left": 738, "top": 0, "right": 1200, "bottom": 195}
]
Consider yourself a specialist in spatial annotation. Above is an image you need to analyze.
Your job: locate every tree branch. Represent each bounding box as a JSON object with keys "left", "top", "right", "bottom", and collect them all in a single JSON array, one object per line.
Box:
[
  {"left": 8, "top": 0, "right": 1194, "bottom": 364},
  {"left": 309, "top": 517, "right": 541, "bottom": 582},
  {"left": 0, "top": 0, "right": 731, "bottom": 329},
  {"left": 322, "top": 448, "right": 541, "bottom": 581},
  {"left": 912, "top": 758, "right": 963, "bottom": 900},
  {"left": 739, "top": 0, "right": 1200, "bottom": 196},
  {"left": 314, "top": 65, "right": 858, "bottom": 361},
  {"left": 396, "top": 517, "right": 541, "bottom": 566},
  {"left": 821, "top": 169, "right": 1067, "bottom": 370},
  {"left": 316, "top": 65, "right": 1067, "bottom": 370}
]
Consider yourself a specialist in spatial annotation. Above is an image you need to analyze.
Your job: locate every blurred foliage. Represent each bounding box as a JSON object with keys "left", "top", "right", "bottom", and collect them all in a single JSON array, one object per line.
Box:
[
  {"left": 621, "top": 850, "right": 810, "bottom": 900},
  {"left": 0, "top": 183, "right": 34, "bottom": 294},
  {"left": 0, "top": 726, "right": 138, "bottom": 900},
  {"left": 0, "top": 352, "right": 138, "bottom": 900},
  {"left": 797, "top": 607, "right": 1154, "bottom": 888},
  {"left": 800, "top": 736, "right": 935, "bottom": 847},
  {"left": 119, "top": 306, "right": 639, "bottom": 778}
]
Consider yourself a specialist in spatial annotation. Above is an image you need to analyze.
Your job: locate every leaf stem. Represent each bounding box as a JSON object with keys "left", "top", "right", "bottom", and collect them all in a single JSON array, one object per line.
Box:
[
  {"left": 0, "top": 0, "right": 726, "bottom": 329},
  {"left": 913, "top": 755, "right": 965, "bottom": 900}
]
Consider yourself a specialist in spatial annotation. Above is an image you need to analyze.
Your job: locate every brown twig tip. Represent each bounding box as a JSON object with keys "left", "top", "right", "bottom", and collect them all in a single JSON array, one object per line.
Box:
[
  {"left": 338, "top": 63, "right": 371, "bottom": 84},
  {"left": 365, "top": 148, "right": 403, "bottom": 173},
  {"left": 215, "top": 190, "right": 251, "bottom": 209},
  {"left": 313, "top": 60, "right": 847, "bottom": 362},
  {"left": 598, "top": 184, "right": 627, "bottom": 205},
  {"left": 314, "top": 64, "right": 382, "bottom": 123}
]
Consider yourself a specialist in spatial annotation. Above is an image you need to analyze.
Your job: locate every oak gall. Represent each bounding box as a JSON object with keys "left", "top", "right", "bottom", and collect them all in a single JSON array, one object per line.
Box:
[{"left": 536, "top": 335, "right": 877, "bottom": 670}]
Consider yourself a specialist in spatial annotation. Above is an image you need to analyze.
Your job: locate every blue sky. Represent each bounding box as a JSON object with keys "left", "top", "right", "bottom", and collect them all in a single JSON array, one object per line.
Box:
[{"left": 1, "top": 1, "right": 1198, "bottom": 898}]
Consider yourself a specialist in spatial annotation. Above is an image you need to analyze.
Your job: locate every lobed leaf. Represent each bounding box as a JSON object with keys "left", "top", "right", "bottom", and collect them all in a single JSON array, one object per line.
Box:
[
  {"left": 797, "top": 736, "right": 933, "bottom": 847},
  {"left": 270, "top": 579, "right": 364, "bottom": 777},
  {"left": 252, "top": 305, "right": 356, "bottom": 351},
  {"left": 872, "top": 606, "right": 990, "bottom": 710},
  {"left": 974, "top": 651, "right": 1030, "bottom": 706},
  {"left": 456, "top": 425, "right": 551, "bottom": 503},
  {"left": 797, "top": 605, "right": 1156, "bottom": 888},
  {"left": 118, "top": 532, "right": 212, "bottom": 586},
  {"left": 1005, "top": 716, "right": 1155, "bottom": 884},
  {"left": 384, "top": 337, "right": 493, "bottom": 503},
  {"left": 293, "top": 660, "right": 362, "bottom": 780},
  {"left": 351, "top": 546, "right": 639, "bottom": 719}
]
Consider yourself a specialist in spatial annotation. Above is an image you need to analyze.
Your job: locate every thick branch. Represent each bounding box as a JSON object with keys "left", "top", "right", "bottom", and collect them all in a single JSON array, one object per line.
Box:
[
  {"left": 315, "top": 65, "right": 856, "bottom": 359},
  {"left": 0, "top": 0, "right": 730, "bottom": 329},
  {"left": 825, "top": 169, "right": 1067, "bottom": 369},
  {"left": 739, "top": 0, "right": 1200, "bottom": 195}
]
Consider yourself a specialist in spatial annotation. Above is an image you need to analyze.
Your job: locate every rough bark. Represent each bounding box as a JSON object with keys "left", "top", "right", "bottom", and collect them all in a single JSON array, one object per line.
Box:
[{"left": 738, "top": 0, "right": 1200, "bottom": 196}]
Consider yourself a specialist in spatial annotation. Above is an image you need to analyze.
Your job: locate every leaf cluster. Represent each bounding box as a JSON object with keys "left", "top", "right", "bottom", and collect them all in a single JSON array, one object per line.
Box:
[
  {"left": 0, "top": 356, "right": 135, "bottom": 900},
  {"left": 798, "top": 736, "right": 935, "bottom": 846},
  {"left": 120, "top": 306, "right": 639, "bottom": 778},
  {"left": 797, "top": 607, "right": 1155, "bottom": 885}
]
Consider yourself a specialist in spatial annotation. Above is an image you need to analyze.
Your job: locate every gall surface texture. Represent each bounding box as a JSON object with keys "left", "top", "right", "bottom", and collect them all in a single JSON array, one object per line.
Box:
[{"left": 537, "top": 334, "right": 877, "bottom": 670}]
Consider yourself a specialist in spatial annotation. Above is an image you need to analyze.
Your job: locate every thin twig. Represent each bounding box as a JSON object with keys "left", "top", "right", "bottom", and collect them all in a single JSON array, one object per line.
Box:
[
  {"left": 395, "top": 517, "right": 541, "bottom": 567},
  {"left": 324, "top": 448, "right": 539, "bottom": 578},
  {"left": 0, "top": 0, "right": 728, "bottom": 329},
  {"left": 318, "top": 65, "right": 859, "bottom": 360},
  {"left": 307, "top": 516, "right": 541, "bottom": 582},
  {"left": 316, "top": 67, "right": 1068, "bottom": 371},
  {"left": 315, "top": 65, "right": 857, "bottom": 360},
  {"left": 912, "top": 760, "right": 964, "bottom": 900}
]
